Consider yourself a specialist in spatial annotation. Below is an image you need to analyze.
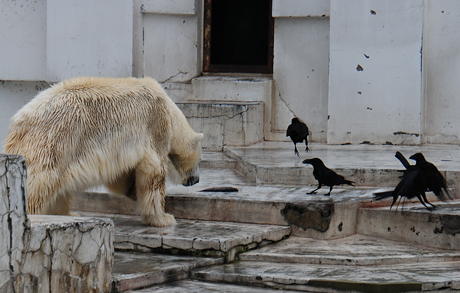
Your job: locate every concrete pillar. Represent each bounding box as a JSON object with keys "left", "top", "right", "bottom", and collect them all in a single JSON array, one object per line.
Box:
[
  {"left": 0, "top": 155, "right": 28, "bottom": 292},
  {"left": 0, "top": 154, "right": 114, "bottom": 292}
]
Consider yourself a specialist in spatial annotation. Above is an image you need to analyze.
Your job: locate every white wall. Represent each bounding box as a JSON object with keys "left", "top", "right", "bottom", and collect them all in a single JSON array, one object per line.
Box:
[
  {"left": 3, "top": 0, "right": 460, "bottom": 146},
  {"left": 0, "top": 0, "right": 47, "bottom": 80},
  {"left": 272, "top": 16, "right": 330, "bottom": 142},
  {"left": 423, "top": 0, "right": 460, "bottom": 144},
  {"left": 328, "top": 0, "right": 424, "bottom": 145},
  {"left": 46, "top": 0, "right": 133, "bottom": 82},
  {"left": 141, "top": 0, "right": 202, "bottom": 102},
  {"left": 0, "top": 81, "right": 50, "bottom": 147}
]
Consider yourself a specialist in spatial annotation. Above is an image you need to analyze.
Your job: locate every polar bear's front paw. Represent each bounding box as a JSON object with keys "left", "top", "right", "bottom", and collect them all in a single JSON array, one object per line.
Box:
[{"left": 144, "top": 213, "right": 177, "bottom": 227}]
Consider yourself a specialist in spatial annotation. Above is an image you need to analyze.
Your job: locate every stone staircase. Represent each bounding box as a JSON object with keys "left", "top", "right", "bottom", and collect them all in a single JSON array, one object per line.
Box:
[{"left": 70, "top": 142, "right": 460, "bottom": 292}]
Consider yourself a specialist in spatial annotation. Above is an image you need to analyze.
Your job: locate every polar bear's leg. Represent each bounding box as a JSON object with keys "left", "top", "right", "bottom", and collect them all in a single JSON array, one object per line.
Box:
[
  {"left": 45, "top": 192, "right": 73, "bottom": 215},
  {"left": 135, "top": 151, "right": 176, "bottom": 227}
]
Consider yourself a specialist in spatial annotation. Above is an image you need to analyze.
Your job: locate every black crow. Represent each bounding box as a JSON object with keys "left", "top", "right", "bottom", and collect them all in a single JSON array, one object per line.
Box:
[
  {"left": 286, "top": 117, "right": 309, "bottom": 156},
  {"left": 374, "top": 152, "right": 451, "bottom": 211},
  {"left": 303, "top": 158, "right": 354, "bottom": 196}
]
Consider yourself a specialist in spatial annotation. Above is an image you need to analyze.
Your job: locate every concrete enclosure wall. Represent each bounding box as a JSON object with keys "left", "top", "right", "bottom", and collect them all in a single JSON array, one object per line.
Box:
[
  {"left": 328, "top": 0, "right": 424, "bottom": 145},
  {"left": 1, "top": 0, "right": 460, "bottom": 146}
]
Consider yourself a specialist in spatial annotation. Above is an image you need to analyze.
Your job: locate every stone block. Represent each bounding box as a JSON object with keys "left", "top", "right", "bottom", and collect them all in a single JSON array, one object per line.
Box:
[
  {"left": 177, "top": 101, "right": 264, "bottom": 151},
  {"left": 21, "top": 216, "right": 115, "bottom": 293}
]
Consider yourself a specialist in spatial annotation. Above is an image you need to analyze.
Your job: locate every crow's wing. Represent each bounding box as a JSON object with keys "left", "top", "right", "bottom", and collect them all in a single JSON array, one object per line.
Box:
[
  {"left": 321, "top": 167, "right": 343, "bottom": 186},
  {"left": 294, "top": 123, "right": 309, "bottom": 138},
  {"left": 286, "top": 124, "right": 297, "bottom": 137},
  {"left": 424, "top": 162, "right": 451, "bottom": 201},
  {"left": 395, "top": 151, "right": 411, "bottom": 170},
  {"left": 392, "top": 166, "right": 424, "bottom": 199}
]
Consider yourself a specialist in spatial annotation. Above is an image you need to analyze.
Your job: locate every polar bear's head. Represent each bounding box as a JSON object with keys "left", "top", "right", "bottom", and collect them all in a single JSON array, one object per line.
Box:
[{"left": 167, "top": 132, "right": 204, "bottom": 186}]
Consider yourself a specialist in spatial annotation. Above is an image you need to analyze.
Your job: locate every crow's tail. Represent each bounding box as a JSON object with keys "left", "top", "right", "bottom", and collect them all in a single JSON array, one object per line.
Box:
[
  {"left": 373, "top": 191, "right": 393, "bottom": 200},
  {"left": 344, "top": 180, "right": 355, "bottom": 186}
]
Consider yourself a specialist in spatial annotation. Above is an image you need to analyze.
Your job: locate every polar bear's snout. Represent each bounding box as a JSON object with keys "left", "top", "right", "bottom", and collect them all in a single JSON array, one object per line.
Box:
[{"left": 183, "top": 175, "right": 199, "bottom": 186}]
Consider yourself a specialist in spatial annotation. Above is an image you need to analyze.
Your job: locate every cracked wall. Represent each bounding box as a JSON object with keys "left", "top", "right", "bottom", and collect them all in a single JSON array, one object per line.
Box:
[
  {"left": 0, "top": 154, "right": 114, "bottom": 293},
  {"left": 19, "top": 216, "right": 114, "bottom": 293},
  {"left": 177, "top": 102, "right": 264, "bottom": 151},
  {"left": 0, "top": 155, "right": 28, "bottom": 293}
]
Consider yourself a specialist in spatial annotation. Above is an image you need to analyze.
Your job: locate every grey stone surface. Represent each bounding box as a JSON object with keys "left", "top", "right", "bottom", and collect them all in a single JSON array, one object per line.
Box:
[
  {"left": 0, "top": 155, "right": 28, "bottom": 293},
  {"left": 240, "top": 235, "right": 460, "bottom": 265},
  {"left": 225, "top": 142, "right": 460, "bottom": 194},
  {"left": 358, "top": 202, "right": 460, "bottom": 250},
  {"left": 112, "top": 252, "right": 224, "bottom": 292},
  {"left": 79, "top": 212, "right": 290, "bottom": 261},
  {"left": 192, "top": 261, "right": 460, "bottom": 291},
  {"left": 128, "top": 280, "right": 301, "bottom": 292},
  {"left": 22, "top": 215, "right": 114, "bottom": 293}
]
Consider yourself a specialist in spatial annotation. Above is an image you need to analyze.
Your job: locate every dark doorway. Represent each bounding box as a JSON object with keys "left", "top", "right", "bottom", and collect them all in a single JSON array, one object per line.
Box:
[{"left": 203, "top": 0, "right": 274, "bottom": 73}]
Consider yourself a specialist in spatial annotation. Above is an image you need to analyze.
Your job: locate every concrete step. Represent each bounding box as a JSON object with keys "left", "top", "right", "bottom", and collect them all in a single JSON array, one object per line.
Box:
[
  {"left": 126, "top": 280, "right": 301, "bottom": 292},
  {"left": 112, "top": 252, "right": 223, "bottom": 292},
  {"left": 358, "top": 201, "right": 460, "bottom": 250},
  {"left": 74, "top": 166, "right": 460, "bottom": 242},
  {"left": 78, "top": 212, "right": 290, "bottom": 263},
  {"left": 74, "top": 173, "right": 378, "bottom": 240},
  {"left": 240, "top": 235, "right": 460, "bottom": 265},
  {"left": 225, "top": 142, "right": 460, "bottom": 195},
  {"left": 191, "top": 260, "right": 460, "bottom": 292}
]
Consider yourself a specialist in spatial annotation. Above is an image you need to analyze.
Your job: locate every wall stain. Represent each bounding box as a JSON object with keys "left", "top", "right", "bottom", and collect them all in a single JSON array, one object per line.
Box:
[{"left": 281, "top": 203, "right": 334, "bottom": 232}]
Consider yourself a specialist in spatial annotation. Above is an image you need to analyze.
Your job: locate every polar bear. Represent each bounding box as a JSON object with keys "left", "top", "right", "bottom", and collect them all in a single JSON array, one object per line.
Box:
[{"left": 4, "top": 76, "right": 203, "bottom": 227}]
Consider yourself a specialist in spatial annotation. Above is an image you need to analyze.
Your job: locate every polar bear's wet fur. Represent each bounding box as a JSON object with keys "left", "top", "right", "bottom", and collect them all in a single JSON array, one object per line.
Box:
[{"left": 4, "top": 76, "right": 203, "bottom": 227}]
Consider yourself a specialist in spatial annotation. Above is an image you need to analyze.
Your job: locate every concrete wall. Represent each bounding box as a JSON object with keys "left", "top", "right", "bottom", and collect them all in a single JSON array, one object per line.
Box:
[
  {"left": 46, "top": 0, "right": 133, "bottom": 82},
  {"left": 328, "top": 0, "right": 424, "bottom": 145},
  {"left": 272, "top": 15, "right": 330, "bottom": 142},
  {"left": 1, "top": 0, "right": 133, "bottom": 82},
  {"left": 423, "top": 0, "right": 460, "bottom": 144},
  {"left": 0, "top": 0, "right": 47, "bottom": 81},
  {"left": 2, "top": 0, "right": 460, "bottom": 146},
  {"left": 0, "top": 81, "right": 50, "bottom": 148}
]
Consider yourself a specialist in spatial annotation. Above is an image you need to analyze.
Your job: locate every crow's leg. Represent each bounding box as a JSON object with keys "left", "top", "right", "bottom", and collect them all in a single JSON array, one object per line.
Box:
[
  {"left": 325, "top": 186, "right": 333, "bottom": 196},
  {"left": 307, "top": 184, "right": 321, "bottom": 194},
  {"left": 305, "top": 140, "right": 309, "bottom": 152},
  {"left": 294, "top": 143, "right": 300, "bottom": 157},
  {"left": 390, "top": 195, "right": 399, "bottom": 210},
  {"left": 421, "top": 192, "right": 436, "bottom": 208},
  {"left": 416, "top": 194, "right": 432, "bottom": 211}
]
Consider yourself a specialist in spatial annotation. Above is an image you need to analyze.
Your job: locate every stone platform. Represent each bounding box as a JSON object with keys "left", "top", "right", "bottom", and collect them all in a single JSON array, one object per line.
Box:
[{"left": 69, "top": 142, "right": 460, "bottom": 292}]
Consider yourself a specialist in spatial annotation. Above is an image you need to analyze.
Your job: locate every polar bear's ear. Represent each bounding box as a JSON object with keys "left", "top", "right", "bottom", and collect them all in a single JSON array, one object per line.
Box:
[{"left": 194, "top": 133, "right": 204, "bottom": 145}]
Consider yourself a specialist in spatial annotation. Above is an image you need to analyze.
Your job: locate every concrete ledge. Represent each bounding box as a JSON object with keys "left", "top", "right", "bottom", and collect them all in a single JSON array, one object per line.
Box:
[
  {"left": 112, "top": 252, "right": 223, "bottom": 292},
  {"left": 357, "top": 203, "right": 460, "bottom": 250},
  {"left": 192, "top": 261, "right": 460, "bottom": 292},
  {"left": 102, "top": 214, "right": 291, "bottom": 262},
  {"left": 23, "top": 215, "right": 114, "bottom": 293},
  {"left": 240, "top": 235, "right": 460, "bottom": 266}
]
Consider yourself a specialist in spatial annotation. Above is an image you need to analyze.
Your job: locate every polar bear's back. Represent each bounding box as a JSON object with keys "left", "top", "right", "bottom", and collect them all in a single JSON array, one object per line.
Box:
[{"left": 4, "top": 77, "right": 172, "bottom": 173}]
